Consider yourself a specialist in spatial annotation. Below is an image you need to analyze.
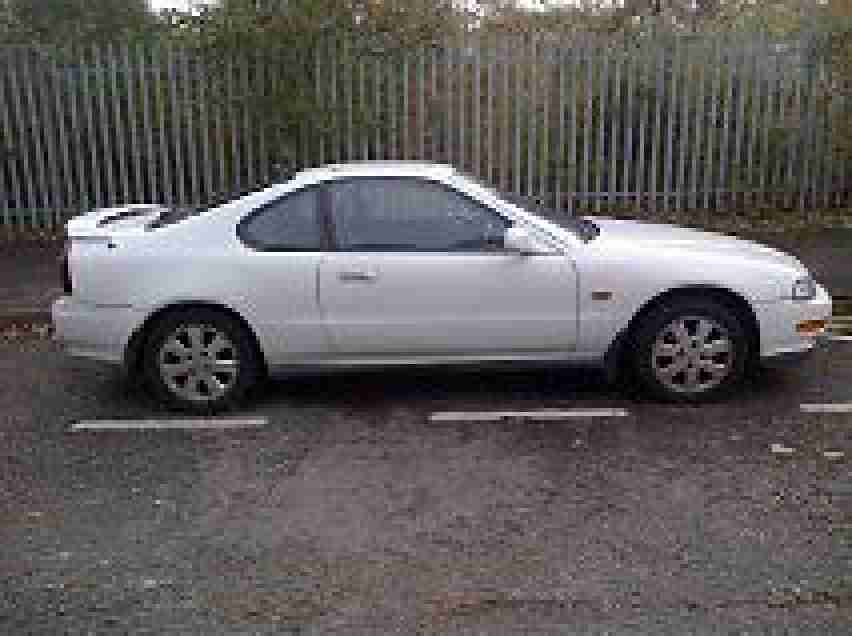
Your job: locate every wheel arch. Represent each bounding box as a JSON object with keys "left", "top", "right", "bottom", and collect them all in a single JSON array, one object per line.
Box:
[
  {"left": 604, "top": 285, "right": 761, "bottom": 380},
  {"left": 124, "top": 301, "right": 267, "bottom": 379}
]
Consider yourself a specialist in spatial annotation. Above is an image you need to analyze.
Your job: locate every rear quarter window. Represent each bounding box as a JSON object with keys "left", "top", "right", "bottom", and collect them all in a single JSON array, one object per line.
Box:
[{"left": 238, "top": 188, "right": 321, "bottom": 251}]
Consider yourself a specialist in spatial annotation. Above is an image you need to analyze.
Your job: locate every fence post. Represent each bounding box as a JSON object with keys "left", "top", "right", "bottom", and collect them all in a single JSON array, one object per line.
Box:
[
  {"left": 719, "top": 34, "right": 734, "bottom": 213},
  {"left": 664, "top": 35, "right": 677, "bottom": 214},
  {"left": 25, "top": 50, "right": 53, "bottom": 226},
  {"left": 610, "top": 34, "right": 623, "bottom": 213},
  {"left": 596, "top": 42, "right": 608, "bottom": 213},
  {"left": 651, "top": 41, "right": 664, "bottom": 215},
  {"left": 51, "top": 48, "right": 74, "bottom": 222},
  {"left": 677, "top": 35, "right": 691, "bottom": 213},
  {"left": 706, "top": 36, "right": 721, "bottom": 211}
]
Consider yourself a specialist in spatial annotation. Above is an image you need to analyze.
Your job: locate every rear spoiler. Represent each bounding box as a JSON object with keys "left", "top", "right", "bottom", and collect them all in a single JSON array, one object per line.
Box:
[{"left": 65, "top": 205, "right": 167, "bottom": 240}]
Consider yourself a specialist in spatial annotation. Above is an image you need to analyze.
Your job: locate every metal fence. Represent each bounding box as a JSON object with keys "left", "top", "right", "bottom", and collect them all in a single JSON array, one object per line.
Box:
[{"left": 1, "top": 32, "right": 850, "bottom": 230}]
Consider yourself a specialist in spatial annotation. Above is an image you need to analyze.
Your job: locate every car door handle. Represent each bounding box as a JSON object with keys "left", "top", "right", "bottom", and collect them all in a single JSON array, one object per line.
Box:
[{"left": 338, "top": 269, "right": 377, "bottom": 282}]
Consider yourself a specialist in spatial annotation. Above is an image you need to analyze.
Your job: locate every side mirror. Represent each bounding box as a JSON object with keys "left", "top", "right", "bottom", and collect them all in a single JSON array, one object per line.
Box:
[{"left": 503, "top": 225, "right": 551, "bottom": 256}]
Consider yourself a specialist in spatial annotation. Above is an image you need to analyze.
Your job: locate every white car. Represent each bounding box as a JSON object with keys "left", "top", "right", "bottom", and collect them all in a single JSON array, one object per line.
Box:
[{"left": 53, "top": 162, "right": 831, "bottom": 412}]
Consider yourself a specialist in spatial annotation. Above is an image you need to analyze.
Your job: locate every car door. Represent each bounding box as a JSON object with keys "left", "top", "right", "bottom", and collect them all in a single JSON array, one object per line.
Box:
[
  {"left": 234, "top": 186, "right": 330, "bottom": 364},
  {"left": 318, "top": 176, "right": 578, "bottom": 356}
]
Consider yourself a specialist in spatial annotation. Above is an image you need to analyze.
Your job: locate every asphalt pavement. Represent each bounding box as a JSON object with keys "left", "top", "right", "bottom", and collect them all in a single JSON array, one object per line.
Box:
[{"left": 0, "top": 333, "right": 850, "bottom": 634}]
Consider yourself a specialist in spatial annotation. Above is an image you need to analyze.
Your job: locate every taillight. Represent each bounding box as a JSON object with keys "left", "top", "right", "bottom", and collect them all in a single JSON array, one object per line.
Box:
[{"left": 61, "top": 242, "right": 72, "bottom": 294}]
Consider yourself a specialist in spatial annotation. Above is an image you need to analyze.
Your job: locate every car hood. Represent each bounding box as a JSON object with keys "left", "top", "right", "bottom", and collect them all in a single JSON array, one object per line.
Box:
[{"left": 586, "top": 216, "right": 805, "bottom": 272}]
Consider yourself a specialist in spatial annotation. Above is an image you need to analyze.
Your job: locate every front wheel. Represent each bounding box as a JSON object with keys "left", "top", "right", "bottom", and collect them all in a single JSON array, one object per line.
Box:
[
  {"left": 142, "top": 309, "right": 261, "bottom": 413},
  {"left": 630, "top": 299, "right": 750, "bottom": 402}
]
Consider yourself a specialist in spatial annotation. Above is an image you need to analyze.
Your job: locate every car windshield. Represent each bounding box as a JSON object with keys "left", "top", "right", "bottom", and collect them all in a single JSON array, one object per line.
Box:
[{"left": 465, "top": 178, "right": 600, "bottom": 242}]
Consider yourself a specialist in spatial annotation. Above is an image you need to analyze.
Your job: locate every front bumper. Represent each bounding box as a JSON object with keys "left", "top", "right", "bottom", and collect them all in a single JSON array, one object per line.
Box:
[
  {"left": 756, "top": 283, "right": 832, "bottom": 365},
  {"left": 52, "top": 296, "right": 146, "bottom": 365}
]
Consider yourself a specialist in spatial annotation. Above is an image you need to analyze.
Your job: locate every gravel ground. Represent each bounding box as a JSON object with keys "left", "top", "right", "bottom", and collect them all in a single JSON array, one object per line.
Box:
[{"left": 0, "top": 335, "right": 849, "bottom": 634}]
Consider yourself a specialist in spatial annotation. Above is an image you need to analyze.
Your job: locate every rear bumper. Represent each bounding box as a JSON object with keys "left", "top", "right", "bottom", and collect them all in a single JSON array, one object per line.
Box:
[{"left": 51, "top": 296, "right": 145, "bottom": 365}]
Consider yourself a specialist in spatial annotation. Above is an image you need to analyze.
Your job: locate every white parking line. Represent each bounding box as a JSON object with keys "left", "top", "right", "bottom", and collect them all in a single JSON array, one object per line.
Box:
[
  {"left": 429, "top": 409, "right": 630, "bottom": 423},
  {"left": 827, "top": 335, "right": 852, "bottom": 342},
  {"left": 70, "top": 417, "right": 268, "bottom": 431},
  {"left": 800, "top": 403, "right": 852, "bottom": 414}
]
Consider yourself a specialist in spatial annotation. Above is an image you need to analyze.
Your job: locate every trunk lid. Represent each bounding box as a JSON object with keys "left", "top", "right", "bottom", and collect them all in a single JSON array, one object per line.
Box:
[{"left": 65, "top": 204, "right": 168, "bottom": 240}]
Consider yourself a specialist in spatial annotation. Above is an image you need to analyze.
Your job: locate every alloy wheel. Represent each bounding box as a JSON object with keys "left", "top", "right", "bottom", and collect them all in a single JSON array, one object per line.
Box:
[
  {"left": 651, "top": 315, "right": 735, "bottom": 395},
  {"left": 157, "top": 324, "right": 240, "bottom": 403}
]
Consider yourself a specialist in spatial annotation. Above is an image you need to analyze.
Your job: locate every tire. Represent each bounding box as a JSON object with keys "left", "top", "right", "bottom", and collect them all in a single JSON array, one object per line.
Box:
[
  {"left": 142, "top": 308, "right": 261, "bottom": 413},
  {"left": 628, "top": 298, "right": 750, "bottom": 403}
]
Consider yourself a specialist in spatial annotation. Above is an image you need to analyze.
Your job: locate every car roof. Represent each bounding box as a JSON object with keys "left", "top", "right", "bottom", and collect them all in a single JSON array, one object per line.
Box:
[{"left": 300, "top": 161, "right": 458, "bottom": 181}]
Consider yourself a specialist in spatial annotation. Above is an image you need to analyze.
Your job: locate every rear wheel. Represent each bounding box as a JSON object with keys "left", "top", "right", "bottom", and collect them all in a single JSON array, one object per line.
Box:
[
  {"left": 630, "top": 299, "right": 750, "bottom": 402},
  {"left": 142, "top": 309, "right": 261, "bottom": 413}
]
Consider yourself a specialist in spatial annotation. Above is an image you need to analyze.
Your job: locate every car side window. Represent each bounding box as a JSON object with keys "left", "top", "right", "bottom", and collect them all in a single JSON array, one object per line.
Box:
[
  {"left": 328, "top": 178, "right": 509, "bottom": 252},
  {"left": 239, "top": 188, "right": 321, "bottom": 251}
]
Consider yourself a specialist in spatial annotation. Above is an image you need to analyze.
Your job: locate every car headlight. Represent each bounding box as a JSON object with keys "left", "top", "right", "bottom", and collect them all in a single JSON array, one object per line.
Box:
[{"left": 791, "top": 277, "right": 817, "bottom": 301}]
